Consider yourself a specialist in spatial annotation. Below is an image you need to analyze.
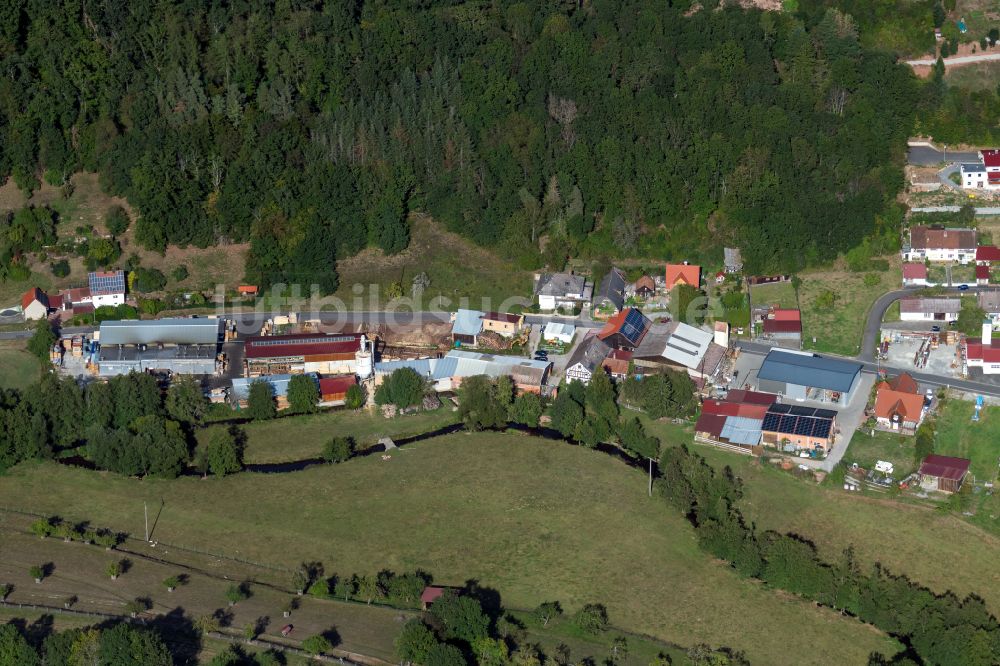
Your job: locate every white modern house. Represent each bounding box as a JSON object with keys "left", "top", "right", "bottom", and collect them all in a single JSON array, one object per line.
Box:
[
  {"left": 903, "top": 226, "right": 976, "bottom": 264},
  {"left": 88, "top": 271, "right": 126, "bottom": 307},
  {"left": 960, "top": 149, "right": 1000, "bottom": 190}
]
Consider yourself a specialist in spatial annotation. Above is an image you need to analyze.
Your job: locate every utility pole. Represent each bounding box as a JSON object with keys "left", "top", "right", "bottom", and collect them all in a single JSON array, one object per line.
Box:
[
  {"left": 144, "top": 502, "right": 149, "bottom": 542},
  {"left": 648, "top": 457, "right": 653, "bottom": 497}
]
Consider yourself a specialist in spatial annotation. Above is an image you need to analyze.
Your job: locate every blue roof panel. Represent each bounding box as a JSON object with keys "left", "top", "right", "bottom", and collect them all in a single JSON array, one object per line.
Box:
[{"left": 757, "top": 350, "right": 861, "bottom": 393}]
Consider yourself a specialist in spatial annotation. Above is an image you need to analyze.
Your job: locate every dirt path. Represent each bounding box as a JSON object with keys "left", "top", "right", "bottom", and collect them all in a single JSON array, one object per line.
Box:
[{"left": 908, "top": 51, "right": 1000, "bottom": 77}]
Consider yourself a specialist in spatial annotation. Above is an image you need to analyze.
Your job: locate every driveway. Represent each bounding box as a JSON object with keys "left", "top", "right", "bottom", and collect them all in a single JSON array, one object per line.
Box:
[{"left": 937, "top": 163, "right": 962, "bottom": 190}]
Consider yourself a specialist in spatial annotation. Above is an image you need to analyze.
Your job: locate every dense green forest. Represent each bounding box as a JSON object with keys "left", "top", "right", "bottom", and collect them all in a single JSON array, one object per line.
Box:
[{"left": 0, "top": 1, "right": 925, "bottom": 287}]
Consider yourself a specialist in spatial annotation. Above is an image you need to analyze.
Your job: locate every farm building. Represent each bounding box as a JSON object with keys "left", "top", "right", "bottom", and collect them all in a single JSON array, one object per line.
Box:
[
  {"left": 903, "top": 226, "right": 976, "bottom": 264},
  {"left": 88, "top": 270, "right": 126, "bottom": 307},
  {"left": 694, "top": 389, "right": 776, "bottom": 454},
  {"left": 534, "top": 272, "right": 592, "bottom": 311},
  {"left": 632, "top": 321, "right": 726, "bottom": 381},
  {"left": 319, "top": 375, "right": 357, "bottom": 403},
  {"left": 976, "top": 246, "right": 1000, "bottom": 265},
  {"left": 899, "top": 298, "right": 960, "bottom": 322},
  {"left": 964, "top": 320, "right": 1000, "bottom": 375},
  {"left": 918, "top": 454, "right": 970, "bottom": 493},
  {"left": 593, "top": 267, "right": 627, "bottom": 318},
  {"left": 375, "top": 350, "right": 551, "bottom": 394},
  {"left": 451, "top": 309, "right": 485, "bottom": 347},
  {"left": 21, "top": 288, "right": 49, "bottom": 321},
  {"left": 761, "top": 308, "right": 802, "bottom": 346},
  {"left": 597, "top": 308, "right": 651, "bottom": 351},
  {"left": 244, "top": 332, "right": 370, "bottom": 376},
  {"left": 542, "top": 322, "right": 576, "bottom": 345},
  {"left": 755, "top": 349, "right": 861, "bottom": 407},
  {"left": 97, "top": 318, "right": 221, "bottom": 376},
  {"left": 481, "top": 312, "right": 524, "bottom": 337},
  {"left": 761, "top": 403, "right": 838, "bottom": 454},
  {"left": 977, "top": 265, "right": 990, "bottom": 286},
  {"left": 564, "top": 332, "right": 612, "bottom": 384}
]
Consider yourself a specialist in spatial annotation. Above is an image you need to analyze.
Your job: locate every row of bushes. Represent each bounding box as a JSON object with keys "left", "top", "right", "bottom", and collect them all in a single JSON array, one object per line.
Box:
[
  {"left": 658, "top": 445, "right": 999, "bottom": 666},
  {"left": 29, "top": 517, "right": 124, "bottom": 549}
]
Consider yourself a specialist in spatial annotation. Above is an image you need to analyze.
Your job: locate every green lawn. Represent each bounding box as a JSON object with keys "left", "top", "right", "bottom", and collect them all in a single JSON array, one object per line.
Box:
[
  {"left": 842, "top": 429, "right": 919, "bottom": 479},
  {"left": 950, "top": 264, "right": 977, "bottom": 285},
  {"left": 749, "top": 281, "right": 797, "bottom": 310},
  {"left": 0, "top": 342, "right": 42, "bottom": 390},
  {"left": 198, "top": 406, "right": 460, "bottom": 464},
  {"left": 932, "top": 399, "right": 1000, "bottom": 482},
  {"left": 884, "top": 301, "right": 901, "bottom": 322},
  {"left": 927, "top": 264, "right": 948, "bottom": 285},
  {"left": 799, "top": 256, "right": 902, "bottom": 356},
  {"left": 0, "top": 434, "right": 898, "bottom": 665}
]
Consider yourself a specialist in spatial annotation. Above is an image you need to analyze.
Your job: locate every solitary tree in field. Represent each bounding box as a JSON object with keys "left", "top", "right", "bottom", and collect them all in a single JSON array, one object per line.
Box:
[
  {"left": 29, "top": 566, "right": 43, "bottom": 583},
  {"left": 532, "top": 601, "right": 562, "bottom": 627},
  {"left": 225, "top": 583, "right": 250, "bottom": 606},
  {"left": 162, "top": 576, "right": 180, "bottom": 592},
  {"left": 106, "top": 561, "right": 122, "bottom": 580},
  {"left": 302, "top": 634, "right": 332, "bottom": 656},
  {"left": 322, "top": 436, "right": 355, "bottom": 463},
  {"left": 205, "top": 426, "right": 243, "bottom": 476}
]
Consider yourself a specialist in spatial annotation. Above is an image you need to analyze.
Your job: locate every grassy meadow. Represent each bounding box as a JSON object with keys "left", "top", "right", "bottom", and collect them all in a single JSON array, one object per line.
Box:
[
  {"left": 0, "top": 433, "right": 899, "bottom": 665},
  {"left": 0, "top": 341, "right": 42, "bottom": 390}
]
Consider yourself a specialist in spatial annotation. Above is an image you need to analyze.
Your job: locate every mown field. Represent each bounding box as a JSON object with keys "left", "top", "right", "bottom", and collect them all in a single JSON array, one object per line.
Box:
[
  {"left": 197, "top": 406, "right": 460, "bottom": 464},
  {"left": 933, "top": 399, "right": 1000, "bottom": 482},
  {"left": 0, "top": 433, "right": 899, "bottom": 665},
  {"left": 0, "top": 341, "right": 41, "bottom": 390}
]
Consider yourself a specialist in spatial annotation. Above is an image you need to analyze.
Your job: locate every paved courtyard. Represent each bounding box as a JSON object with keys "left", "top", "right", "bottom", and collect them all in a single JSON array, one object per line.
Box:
[{"left": 883, "top": 337, "right": 963, "bottom": 378}]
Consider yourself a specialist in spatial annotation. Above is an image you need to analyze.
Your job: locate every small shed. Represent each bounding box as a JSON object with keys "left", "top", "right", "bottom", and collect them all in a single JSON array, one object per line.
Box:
[
  {"left": 238, "top": 285, "right": 259, "bottom": 295},
  {"left": 918, "top": 454, "right": 970, "bottom": 493},
  {"left": 542, "top": 321, "right": 575, "bottom": 345},
  {"left": 634, "top": 275, "right": 655, "bottom": 299},
  {"left": 421, "top": 586, "right": 445, "bottom": 610},
  {"left": 319, "top": 375, "right": 357, "bottom": 402}
]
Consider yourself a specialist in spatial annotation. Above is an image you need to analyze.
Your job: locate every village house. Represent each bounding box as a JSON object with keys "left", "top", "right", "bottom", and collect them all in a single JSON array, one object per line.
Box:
[
  {"left": 977, "top": 265, "right": 991, "bottom": 286},
  {"left": 597, "top": 307, "right": 651, "bottom": 351},
  {"left": 964, "top": 319, "right": 1000, "bottom": 375},
  {"left": 960, "top": 149, "right": 1000, "bottom": 190},
  {"left": 601, "top": 349, "right": 632, "bottom": 380},
  {"left": 451, "top": 309, "right": 485, "bottom": 347},
  {"left": 901, "top": 263, "right": 928, "bottom": 286},
  {"left": 899, "top": 297, "right": 960, "bottom": 322},
  {"left": 902, "top": 226, "right": 976, "bottom": 264},
  {"left": 760, "top": 403, "right": 838, "bottom": 454},
  {"left": 88, "top": 270, "right": 127, "bottom": 307},
  {"left": 918, "top": 454, "right": 971, "bottom": 493},
  {"left": 664, "top": 263, "right": 700, "bottom": 290},
  {"left": 480, "top": 312, "right": 524, "bottom": 338},
  {"left": 873, "top": 373, "right": 925, "bottom": 434},
  {"left": 20, "top": 288, "right": 49, "bottom": 321},
  {"left": 534, "top": 272, "right": 593, "bottom": 311},
  {"left": 593, "top": 267, "right": 627, "bottom": 319},
  {"left": 564, "top": 332, "right": 612, "bottom": 384},
  {"left": 633, "top": 275, "right": 656, "bottom": 300}
]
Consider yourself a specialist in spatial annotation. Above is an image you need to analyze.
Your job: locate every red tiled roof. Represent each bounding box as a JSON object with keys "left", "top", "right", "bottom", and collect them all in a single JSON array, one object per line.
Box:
[
  {"left": 694, "top": 413, "right": 727, "bottom": 437},
  {"left": 421, "top": 587, "right": 445, "bottom": 604},
  {"left": 902, "top": 263, "right": 927, "bottom": 279},
  {"left": 982, "top": 149, "right": 1000, "bottom": 168},
  {"left": 763, "top": 319, "right": 802, "bottom": 334},
  {"left": 976, "top": 246, "right": 1000, "bottom": 262},
  {"left": 770, "top": 308, "right": 800, "bottom": 321},
  {"left": 482, "top": 312, "right": 521, "bottom": 324},
  {"left": 966, "top": 339, "right": 1000, "bottom": 363},
  {"left": 597, "top": 308, "right": 649, "bottom": 346},
  {"left": 63, "top": 287, "right": 92, "bottom": 304},
  {"left": 702, "top": 399, "right": 769, "bottom": 419},
  {"left": 245, "top": 333, "right": 364, "bottom": 359},
  {"left": 21, "top": 287, "right": 47, "bottom": 310},
  {"left": 319, "top": 375, "right": 357, "bottom": 396},
  {"left": 909, "top": 226, "right": 976, "bottom": 251},
  {"left": 874, "top": 387, "right": 924, "bottom": 422},
  {"left": 72, "top": 303, "right": 95, "bottom": 315},
  {"left": 918, "top": 454, "right": 970, "bottom": 481},
  {"left": 665, "top": 264, "right": 700, "bottom": 289},
  {"left": 725, "top": 389, "right": 777, "bottom": 406},
  {"left": 990, "top": 172, "right": 1000, "bottom": 183},
  {"left": 48, "top": 293, "right": 63, "bottom": 310},
  {"left": 879, "top": 372, "right": 918, "bottom": 394},
  {"left": 976, "top": 265, "right": 990, "bottom": 280},
  {"left": 238, "top": 285, "right": 259, "bottom": 294},
  {"left": 634, "top": 275, "right": 655, "bottom": 292}
]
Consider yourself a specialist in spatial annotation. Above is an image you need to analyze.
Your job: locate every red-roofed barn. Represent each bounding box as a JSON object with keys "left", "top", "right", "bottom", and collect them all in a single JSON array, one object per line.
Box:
[{"left": 918, "top": 454, "right": 970, "bottom": 493}]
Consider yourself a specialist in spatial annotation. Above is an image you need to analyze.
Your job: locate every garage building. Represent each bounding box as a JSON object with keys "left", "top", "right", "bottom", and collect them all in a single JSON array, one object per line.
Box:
[{"left": 755, "top": 349, "right": 862, "bottom": 407}]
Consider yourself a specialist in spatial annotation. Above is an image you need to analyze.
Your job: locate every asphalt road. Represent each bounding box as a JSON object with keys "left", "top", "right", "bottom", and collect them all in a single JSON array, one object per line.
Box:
[{"left": 907, "top": 144, "right": 980, "bottom": 166}]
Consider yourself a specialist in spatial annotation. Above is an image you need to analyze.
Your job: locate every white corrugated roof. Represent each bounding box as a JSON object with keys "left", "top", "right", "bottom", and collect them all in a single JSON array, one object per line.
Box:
[{"left": 660, "top": 322, "right": 712, "bottom": 369}]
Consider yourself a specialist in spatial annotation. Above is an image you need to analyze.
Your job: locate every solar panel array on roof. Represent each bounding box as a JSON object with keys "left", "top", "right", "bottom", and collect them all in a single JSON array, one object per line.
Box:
[
  {"left": 620, "top": 308, "right": 648, "bottom": 345},
  {"left": 762, "top": 405, "right": 834, "bottom": 439},
  {"left": 88, "top": 271, "right": 125, "bottom": 295}
]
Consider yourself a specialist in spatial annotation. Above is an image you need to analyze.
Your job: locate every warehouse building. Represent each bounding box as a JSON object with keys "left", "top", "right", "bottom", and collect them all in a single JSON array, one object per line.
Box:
[
  {"left": 243, "top": 332, "right": 373, "bottom": 377},
  {"left": 375, "top": 349, "right": 552, "bottom": 394},
  {"left": 97, "top": 318, "right": 221, "bottom": 377},
  {"left": 754, "top": 349, "right": 862, "bottom": 407}
]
